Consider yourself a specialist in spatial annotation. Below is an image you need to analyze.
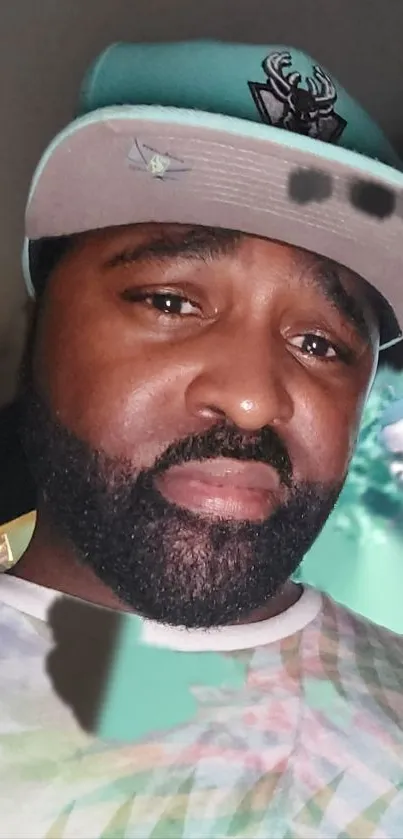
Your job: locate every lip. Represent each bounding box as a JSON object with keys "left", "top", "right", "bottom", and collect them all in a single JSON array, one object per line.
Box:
[{"left": 155, "top": 458, "right": 283, "bottom": 521}]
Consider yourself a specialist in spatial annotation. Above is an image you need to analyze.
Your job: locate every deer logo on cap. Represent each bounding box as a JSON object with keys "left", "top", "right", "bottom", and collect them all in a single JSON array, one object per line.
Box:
[{"left": 249, "top": 51, "right": 347, "bottom": 143}]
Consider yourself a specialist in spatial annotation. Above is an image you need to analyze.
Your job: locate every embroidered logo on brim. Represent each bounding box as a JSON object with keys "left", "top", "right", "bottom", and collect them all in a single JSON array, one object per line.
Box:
[
  {"left": 249, "top": 51, "right": 346, "bottom": 144},
  {"left": 127, "top": 139, "right": 191, "bottom": 180}
]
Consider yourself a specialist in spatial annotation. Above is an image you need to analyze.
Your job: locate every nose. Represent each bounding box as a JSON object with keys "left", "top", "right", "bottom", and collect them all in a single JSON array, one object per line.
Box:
[{"left": 185, "top": 326, "right": 294, "bottom": 431}]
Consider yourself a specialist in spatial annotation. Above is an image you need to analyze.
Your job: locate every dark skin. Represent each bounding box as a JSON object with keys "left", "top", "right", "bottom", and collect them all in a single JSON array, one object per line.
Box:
[{"left": 13, "top": 223, "right": 379, "bottom": 622}]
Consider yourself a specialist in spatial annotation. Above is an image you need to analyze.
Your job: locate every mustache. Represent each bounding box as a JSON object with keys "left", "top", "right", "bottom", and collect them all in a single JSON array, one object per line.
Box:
[
  {"left": 19, "top": 384, "right": 292, "bottom": 489},
  {"left": 152, "top": 424, "right": 293, "bottom": 488}
]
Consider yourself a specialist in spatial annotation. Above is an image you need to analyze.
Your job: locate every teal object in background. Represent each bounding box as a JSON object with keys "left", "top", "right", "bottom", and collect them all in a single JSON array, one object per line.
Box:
[
  {"left": 381, "top": 397, "right": 403, "bottom": 429},
  {"left": 298, "top": 522, "right": 403, "bottom": 632}
]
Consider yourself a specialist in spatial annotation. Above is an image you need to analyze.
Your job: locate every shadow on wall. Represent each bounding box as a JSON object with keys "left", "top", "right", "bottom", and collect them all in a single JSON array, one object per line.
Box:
[{"left": 0, "top": 303, "right": 28, "bottom": 408}]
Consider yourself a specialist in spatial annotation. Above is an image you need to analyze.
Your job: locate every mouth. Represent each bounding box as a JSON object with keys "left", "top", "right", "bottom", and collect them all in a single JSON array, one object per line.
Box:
[{"left": 154, "top": 458, "right": 285, "bottom": 521}]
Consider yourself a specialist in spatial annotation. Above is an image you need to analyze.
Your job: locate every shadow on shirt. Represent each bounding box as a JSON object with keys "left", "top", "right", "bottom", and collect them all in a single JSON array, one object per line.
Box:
[{"left": 46, "top": 595, "right": 122, "bottom": 736}]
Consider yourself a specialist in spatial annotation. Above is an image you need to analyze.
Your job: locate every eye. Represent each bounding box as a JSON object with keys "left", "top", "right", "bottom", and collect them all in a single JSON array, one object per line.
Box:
[
  {"left": 122, "top": 290, "right": 201, "bottom": 317},
  {"left": 289, "top": 333, "right": 338, "bottom": 359}
]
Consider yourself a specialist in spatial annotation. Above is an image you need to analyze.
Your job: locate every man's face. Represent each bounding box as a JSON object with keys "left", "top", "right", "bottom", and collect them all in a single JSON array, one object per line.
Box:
[{"left": 22, "top": 224, "right": 378, "bottom": 627}]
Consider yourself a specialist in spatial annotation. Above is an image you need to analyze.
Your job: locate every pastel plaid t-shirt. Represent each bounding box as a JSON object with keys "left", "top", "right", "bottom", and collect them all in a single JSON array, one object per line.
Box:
[{"left": 0, "top": 576, "right": 402, "bottom": 838}]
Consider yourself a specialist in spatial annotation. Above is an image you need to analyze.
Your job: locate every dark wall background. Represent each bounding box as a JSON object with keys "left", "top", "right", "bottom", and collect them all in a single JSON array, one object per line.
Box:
[{"left": 1, "top": 0, "right": 403, "bottom": 404}]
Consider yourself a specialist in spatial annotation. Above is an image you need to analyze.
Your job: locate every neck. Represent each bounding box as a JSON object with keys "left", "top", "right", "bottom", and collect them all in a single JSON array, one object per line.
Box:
[{"left": 10, "top": 512, "right": 302, "bottom": 624}]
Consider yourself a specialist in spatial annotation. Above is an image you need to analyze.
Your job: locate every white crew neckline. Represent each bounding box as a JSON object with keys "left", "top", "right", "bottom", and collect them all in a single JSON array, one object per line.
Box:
[{"left": 0, "top": 574, "right": 322, "bottom": 652}]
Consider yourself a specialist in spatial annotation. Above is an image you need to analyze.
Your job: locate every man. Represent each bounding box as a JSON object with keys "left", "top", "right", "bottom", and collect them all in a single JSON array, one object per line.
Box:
[{"left": 1, "top": 40, "right": 403, "bottom": 837}]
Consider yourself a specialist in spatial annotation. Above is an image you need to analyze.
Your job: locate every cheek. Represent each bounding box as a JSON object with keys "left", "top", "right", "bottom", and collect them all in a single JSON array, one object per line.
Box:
[
  {"left": 33, "top": 296, "right": 192, "bottom": 464},
  {"left": 288, "top": 377, "right": 369, "bottom": 484}
]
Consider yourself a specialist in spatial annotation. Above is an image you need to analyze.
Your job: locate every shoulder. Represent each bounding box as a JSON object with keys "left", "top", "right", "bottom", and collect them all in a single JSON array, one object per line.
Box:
[{"left": 320, "top": 593, "right": 403, "bottom": 677}]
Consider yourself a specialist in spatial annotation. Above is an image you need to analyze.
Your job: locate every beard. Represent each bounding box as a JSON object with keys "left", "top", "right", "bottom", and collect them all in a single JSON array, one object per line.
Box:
[{"left": 19, "top": 384, "right": 343, "bottom": 628}]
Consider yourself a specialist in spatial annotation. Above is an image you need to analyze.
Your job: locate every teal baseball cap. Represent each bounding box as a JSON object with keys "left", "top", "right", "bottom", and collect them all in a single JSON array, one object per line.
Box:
[{"left": 24, "top": 40, "right": 403, "bottom": 349}]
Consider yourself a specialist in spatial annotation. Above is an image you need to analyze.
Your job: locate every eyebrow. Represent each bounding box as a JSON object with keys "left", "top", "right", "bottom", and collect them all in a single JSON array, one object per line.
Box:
[{"left": 104, "top": 227, "right": 242, "bottom": 269}]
